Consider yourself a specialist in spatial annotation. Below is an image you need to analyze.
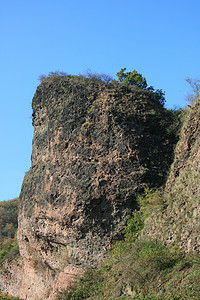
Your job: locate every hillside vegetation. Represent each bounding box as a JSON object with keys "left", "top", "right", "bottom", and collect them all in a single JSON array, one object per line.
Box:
[
  {"left": 57, "top": 186, "right": 199, "bottom": 300},
  {"left": 0, "top": 199, "right": 19, "bottom": 300},
  {"left": 0, "top": 198, "right": 19, "bottom": 265}
]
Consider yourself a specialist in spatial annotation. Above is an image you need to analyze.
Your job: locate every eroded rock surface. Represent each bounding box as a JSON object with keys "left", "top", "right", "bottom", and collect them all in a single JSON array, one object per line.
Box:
[
  {"left": 18, "top": 76, "right": 177, "bottom": 299},
  {"left": 0, "top": 256, "right": 22, "bottom": 297},
  {"left": 143, "top": 98, "right": 200, "bottom": 252}
]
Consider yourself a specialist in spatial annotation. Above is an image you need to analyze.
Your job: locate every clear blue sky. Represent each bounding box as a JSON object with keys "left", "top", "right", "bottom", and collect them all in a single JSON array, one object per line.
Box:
[{"left": 0, "top": 0, "right": 199, "bottom": 201}]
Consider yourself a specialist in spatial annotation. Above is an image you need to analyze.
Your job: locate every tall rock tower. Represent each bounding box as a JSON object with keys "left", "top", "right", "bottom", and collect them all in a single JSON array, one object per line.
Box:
[{"left": 18, "top": 75, "right": 177, "bottom": 299}]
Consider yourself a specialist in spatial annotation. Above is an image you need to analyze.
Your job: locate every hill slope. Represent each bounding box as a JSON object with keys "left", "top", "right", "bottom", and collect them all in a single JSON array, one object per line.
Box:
[{"left": 143, "top": 98, "right": 200, "bottom": 253}]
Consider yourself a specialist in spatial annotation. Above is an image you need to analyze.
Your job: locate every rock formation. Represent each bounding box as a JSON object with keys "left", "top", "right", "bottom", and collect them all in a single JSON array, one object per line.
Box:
[
  {"left": 0, "top": 256, "right": 22, "bottom": 297},
  {"left": 143, "top": 98, "right": 200, "bottom": 252},
  {"left": 17, "top": 75, "right": 177, "bottom": 299}
]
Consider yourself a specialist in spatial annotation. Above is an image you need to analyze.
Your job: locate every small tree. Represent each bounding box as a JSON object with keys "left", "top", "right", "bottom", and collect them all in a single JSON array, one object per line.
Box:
[
  {"left": 116, "top": 68, "right": 147, "bottom": 89},
  {"left": 116, "top": 68, "right": 166, "bottom": 106}
]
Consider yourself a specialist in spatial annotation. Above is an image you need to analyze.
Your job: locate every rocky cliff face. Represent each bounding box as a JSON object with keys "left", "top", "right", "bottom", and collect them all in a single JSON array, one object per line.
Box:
[
  {"left": 0, "top": 256, "right": 22, "bottom": 297},
  {"left": 17, "top": 75, "right": 177, "bottom": 299},
  {"left": 143, "top": 98, "right": 200, "bottom": 252}
]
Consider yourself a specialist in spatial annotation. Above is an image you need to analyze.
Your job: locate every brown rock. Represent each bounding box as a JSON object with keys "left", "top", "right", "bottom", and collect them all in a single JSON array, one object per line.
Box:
[
  {"left": 143, "top": 98, "right": 200, "bottom": 253},
  {"left": 17, "top": 76, "right": 177, "bottom": 299}
]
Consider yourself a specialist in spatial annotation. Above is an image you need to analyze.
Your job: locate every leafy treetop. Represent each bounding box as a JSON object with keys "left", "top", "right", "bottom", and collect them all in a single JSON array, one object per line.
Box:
[
  {"left": 116, "top": 68, "right": 148, "bottom": 89},
  {"left": 116, "top": 68, "right": 166, "bottom": 106}
]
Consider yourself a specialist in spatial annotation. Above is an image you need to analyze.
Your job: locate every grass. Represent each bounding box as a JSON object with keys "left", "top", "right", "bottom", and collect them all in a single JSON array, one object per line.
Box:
[
  {"left": 56, "top": 238, "right": 199, "bottom": 299},
  {"left": 0, "top": 237, "right": 19, "bottom": 265}
]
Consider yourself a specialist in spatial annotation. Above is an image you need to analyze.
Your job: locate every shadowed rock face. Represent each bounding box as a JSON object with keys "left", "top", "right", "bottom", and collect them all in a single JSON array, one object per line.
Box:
[{"left": 18, "top": 76, "right": 177, "bottom": 299}]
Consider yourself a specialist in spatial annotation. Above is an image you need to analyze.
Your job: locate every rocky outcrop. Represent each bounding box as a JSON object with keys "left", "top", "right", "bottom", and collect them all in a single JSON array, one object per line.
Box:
[
  {"left": 143, "top": 98, "right": 200, "bottom": 252},
  {"left": 0, "top": 255, "right": 22, "bottom": 297},
  {"left": 17, "top": 75, "right": 177, "bottom": 299}
]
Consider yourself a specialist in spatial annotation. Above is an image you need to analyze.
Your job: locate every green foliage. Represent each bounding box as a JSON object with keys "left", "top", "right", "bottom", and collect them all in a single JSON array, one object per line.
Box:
[
  {"left": 149, "top": 88, "right": 166, "bottom": 107},
  {"left": 0, "top": 237, "right": 19, "bottom": 264},
  {"left": 103, "top": 239, "right": 179, "bottom": 298},
  {"left": 122, "top": 186, "right": 164, "bottom": 243},
  {"left": 123, "top": 210, "right": 144, "bottom": 242},
  {"left": 116, "top": 68, "right": 166, "bottom": 106},
  {"left": 56, "top": 268, "right": 104, "bottom": 300},
  {"left": 104, "top": 240, "right": 199, "bottom": 299},
  {"left": 136, "top": 186, "right": 164, "bottom": 220},
  {"left": 0, "top": 198, "right": 19, "bottom": 241},
  {"left": 165, "top": 108, "right": 183, "bottom": 137},
  {"left": 0, "top": 199, "right": 19, "bottom": 264},
  {"left": 116, "top": 68, "right": 147, "bottom": 89}
]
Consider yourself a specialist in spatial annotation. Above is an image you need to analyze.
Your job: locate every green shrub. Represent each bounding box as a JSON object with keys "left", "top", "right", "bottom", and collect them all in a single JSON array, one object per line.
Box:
[
  {"left": 56, "top": 268, "right": 104, "bottom": 300},
  {"left": 57, "top": 240, "right": 199, "bottom": 299},
  {"left": 0, "top": 237, "right": 19, "bottom": 264},
  {"left": 102, "top": 187, "right": 157, "bottom": 267},
  {"left": 0, "top": 198, "right": 19, "bottom": 241},
  {"left": 103, "top": 239, "right": 177, "bottom": 298},
  {"left": 122, "top": 185, "right": 164, "bottom": 243},
  {"left": 103, "top": 239, "right": 200, "bottom": 299},
  {"left": 116, "top": 68, "right": 166, "bottom": 106}
]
